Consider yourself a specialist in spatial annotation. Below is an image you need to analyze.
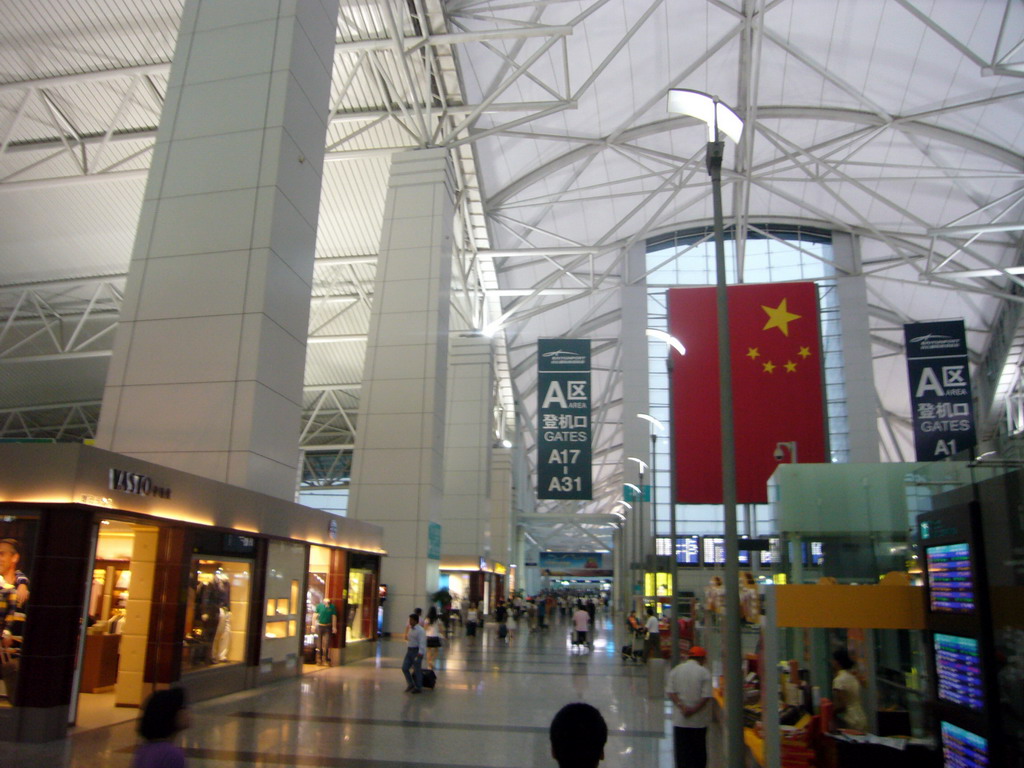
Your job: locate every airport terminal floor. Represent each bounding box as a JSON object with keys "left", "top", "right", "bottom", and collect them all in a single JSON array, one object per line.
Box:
[{"left": 8, "top": 611, "right": 722, "bottom": 767}]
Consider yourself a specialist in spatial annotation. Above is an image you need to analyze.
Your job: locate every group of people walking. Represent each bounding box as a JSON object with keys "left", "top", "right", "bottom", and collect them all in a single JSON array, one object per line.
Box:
[{"left": 401, "top": 606, "right": 444, "bottom": 694}]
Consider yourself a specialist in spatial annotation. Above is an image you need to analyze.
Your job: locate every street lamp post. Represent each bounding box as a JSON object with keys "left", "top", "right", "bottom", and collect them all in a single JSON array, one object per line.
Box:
[
  {"left": 638, "top": 410, "right": 675, "bottom": 664},
  {"left": 668, "top": 88, "right": 745, "bottom": 768},
  {"left": 627, "top": 456, "right": 649, "bottom": 601}
]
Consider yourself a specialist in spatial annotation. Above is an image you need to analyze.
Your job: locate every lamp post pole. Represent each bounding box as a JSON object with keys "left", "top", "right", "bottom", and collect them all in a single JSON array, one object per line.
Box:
[
  {"left": 665, "top": 365, "right": 681, "bottom": 668},
  {"left": 638, "top": 465, "right": 646, "bottom": 599},
  {"left": 708, "top": 136, "right": 744, "bottom": 768}
]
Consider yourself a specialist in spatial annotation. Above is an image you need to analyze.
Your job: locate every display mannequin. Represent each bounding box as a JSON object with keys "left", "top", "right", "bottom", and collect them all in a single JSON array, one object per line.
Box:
[
  {"left": 211, "top": 571, "right": 231, "bottom": 662},
  {"left": 193, "top": 565, "right": 231, "bottom": 664},
  {"left": 314, "top": 598, "right": 337, "bottom": 665}
]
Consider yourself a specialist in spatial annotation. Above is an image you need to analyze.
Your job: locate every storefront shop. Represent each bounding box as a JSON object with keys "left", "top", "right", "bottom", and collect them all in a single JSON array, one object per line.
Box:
[
  {"left": 0, "top": 443, "right": 383, "bottom": 742},
  {"left": 440, "top": 557, "right": 508, "bottom": 614}
]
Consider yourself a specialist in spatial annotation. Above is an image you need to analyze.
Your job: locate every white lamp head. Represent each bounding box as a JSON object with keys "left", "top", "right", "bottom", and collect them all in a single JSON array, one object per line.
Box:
[
  {"left": 637, "top": 413, "right": 666, "bottom": 432},
  {"left": 667, "top": 89, "right": 743, "bottom": 144},
  {"left": 626, "top": 456, "right": 649, "bottom": 474},
  {"left": 646, "top": 328, "right": 686, "bottom": 357}
]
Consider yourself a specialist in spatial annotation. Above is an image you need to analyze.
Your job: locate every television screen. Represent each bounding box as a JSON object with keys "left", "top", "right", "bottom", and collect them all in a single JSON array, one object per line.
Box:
[
  {"left": 759, "top": 537, "right": 780, "bottom": 566},
  {"left": 941, "top": 721, "right": 988, "bottom": 768},
  {"left": 702, "top": 537, "right": 749, "bottom": 566},
  {"left": 676, "top": 535, "right": 700, "bottom": 566},
  {"left": 927, "top": 542, "right": 976, "bottom": 613},
  {"left": 702, "top": 537, "right": 724, "bottom": 565},
  {"left": 934, "top": 634, "right": 984, "bottom": 711},
  {"left": 802, "top": 540, "right": 824, "bottom": 567}
]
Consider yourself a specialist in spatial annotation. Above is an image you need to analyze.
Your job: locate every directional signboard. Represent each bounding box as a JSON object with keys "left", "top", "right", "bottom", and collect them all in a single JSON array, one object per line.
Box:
[
  {"left": 904, "top": 320, "right": 977, "bottom": 461},
  {"left": 537, "top": 339, "right": 592, "bottom": 500}
]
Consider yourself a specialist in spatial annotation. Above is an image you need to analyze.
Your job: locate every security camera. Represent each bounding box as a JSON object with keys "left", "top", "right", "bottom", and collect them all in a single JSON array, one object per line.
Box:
[{"left": 773, "top": 446, "right": 785, "bottom": 462}]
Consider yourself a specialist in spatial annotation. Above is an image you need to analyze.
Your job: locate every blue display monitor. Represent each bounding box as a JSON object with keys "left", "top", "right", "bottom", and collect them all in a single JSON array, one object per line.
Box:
[
  {"left": 934, "top": 633, "right": 984, "bottom": 711},
  {"left": 675, "top": 535, "right": 700, "bottom": 566},
  {"left": 941, "top": 721, "right": 988, "bottom": 768},
  {"left": 926, "top": 542, "right": 976, "bottom": 613},
  {"left": 759, "top": 537, "right": 780, "bottom": 566},
  {"left": 701, "top": 537, "right": 750, "bottom": 566},
  {"left": 802, "top": 540, "right": 824, "bottom": 567}
]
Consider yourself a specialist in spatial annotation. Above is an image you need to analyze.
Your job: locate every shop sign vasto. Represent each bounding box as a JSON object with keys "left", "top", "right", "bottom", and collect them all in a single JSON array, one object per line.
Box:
[
  {"left": 537, "top": 339, "right": 592, "bottom": 500},
  {"left": 108, "top": 468, "right": 172, "bottom": 499},
  {"left": 904, "top": 320, "right": 977, "bottom": 460}
]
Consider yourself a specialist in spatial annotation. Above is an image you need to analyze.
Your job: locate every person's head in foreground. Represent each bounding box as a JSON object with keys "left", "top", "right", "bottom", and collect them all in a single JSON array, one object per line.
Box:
[
  {"left": 688, "top": 645, "right": 707, "bottom": 664},
  {"left": 139, "top": 687, "right": 188, "bottom": 741},
  {"left": 550, "top": 702, "right": 607, "bottom": 768},
  {"left": 832, "top": 648, "right": 855, "bottom": 671}
]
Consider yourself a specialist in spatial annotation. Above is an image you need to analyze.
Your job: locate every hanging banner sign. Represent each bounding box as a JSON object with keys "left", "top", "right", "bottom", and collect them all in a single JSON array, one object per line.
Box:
[
  {"left": 904, "top": 320, "right": 977, "bottom": 461},
  {"left": 537, "top": 339, "right": 592, "bottom": 500},
  {"left": 539, "top": 551, "right": 612, "bottom": 577}
]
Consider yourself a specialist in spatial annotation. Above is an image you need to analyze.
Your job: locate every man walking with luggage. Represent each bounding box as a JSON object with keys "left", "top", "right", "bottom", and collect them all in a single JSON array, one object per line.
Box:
[{"left": 402, "top": 613, "right": 426, "bottom": 693}]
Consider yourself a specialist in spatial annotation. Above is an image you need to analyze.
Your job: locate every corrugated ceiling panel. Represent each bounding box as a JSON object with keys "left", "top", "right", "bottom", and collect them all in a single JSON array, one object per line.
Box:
[
  {"left": 0, "top": 0, "right": 182, "bottom": 84},
  {"left": 318, "top": 156, "right": 391, "bottom": 256}
]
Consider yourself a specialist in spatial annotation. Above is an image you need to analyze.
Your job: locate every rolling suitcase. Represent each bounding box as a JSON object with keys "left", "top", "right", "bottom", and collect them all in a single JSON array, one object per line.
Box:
[{"left": 421, "top": 669, "right": 437, "bottom": 689}]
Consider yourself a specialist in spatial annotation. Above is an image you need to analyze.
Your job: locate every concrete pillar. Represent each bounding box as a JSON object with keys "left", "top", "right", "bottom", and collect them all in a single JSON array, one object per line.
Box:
[
  {"left": 95, "top": 0, "right": 339, "bottom": 499},
  {"left": 490, "top": 446, "right": 514, "bottom": 569},
  {"left": 622, "top": 242, "right": 651, "bottom": 608},
  {"left": 347, "top": 148, "right": 454, "bottom": 634},
  {"left": 115, "top": 526, "right": 160, "bottom": 707},
  {"left": 442, "top": 335, "right": 495, "bottom": 562},
  {"left": 833, "top": 233, "right": 880, "bottom": 462}
]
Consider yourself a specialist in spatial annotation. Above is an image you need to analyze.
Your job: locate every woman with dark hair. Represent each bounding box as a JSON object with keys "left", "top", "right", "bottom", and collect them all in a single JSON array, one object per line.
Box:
[
  {"left": 133, "top": 688, "right": 188, "bottom": 767},
  {"left": 423, "top": 606, "right": 441, "bottom": 670},
  {"left": 831, "top": 648, "right": 867, "bottom": 731}
]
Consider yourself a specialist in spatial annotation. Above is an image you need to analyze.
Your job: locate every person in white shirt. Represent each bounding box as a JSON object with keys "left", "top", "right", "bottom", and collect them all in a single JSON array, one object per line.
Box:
[
  {"left": 572, "top": 603, "right": 590, "bottom": 646},
  {"left": 402, "top": 614, "right": 427, "bottom": 693},
  {"left": 831, "top": 648, "right": 867, "bottom": 731},
  {"left": 423, "top": 606, "right": 441, "bottom": 670},
  {"left": 644, "top": 607, "right": 661, "bottom": 661},
  {"left": 666, "top": 646, "right": 712, "bottom": 768}
]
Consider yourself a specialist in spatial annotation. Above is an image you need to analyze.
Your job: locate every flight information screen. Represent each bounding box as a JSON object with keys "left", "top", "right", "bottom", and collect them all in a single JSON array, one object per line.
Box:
[
  {"left": 927, "top": 542, "right": 976, "bottom": 613},
  {"left": 702, "top": 537, "right": 749, "bottom": 566},
  {"left": 676, "top": 535, "right": 700, "bottom": 566},
  {"left": 803, "top": 540, "right": 824, "bottom": 566},
  {"left": 759, "top": 537, "right": 780, "bottom": 566},
  {"left": 941, "top": 721, "right": 988, "bottom": 768},
  {"left": 934, "top": 634, "right": 984, "bottom": 711}
]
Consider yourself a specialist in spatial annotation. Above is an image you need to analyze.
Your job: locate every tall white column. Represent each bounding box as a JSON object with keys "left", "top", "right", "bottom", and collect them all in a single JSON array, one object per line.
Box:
[
  {"left": 622, "top": 242, "right": 651, "bottom": 609},
  {"left": 347, "top": 148, "right": 454, "bottom": 634},
  {"left": 490, "top": 446, "right": 514, "bottom": 569},
  {"left": 442, "top": 335, "right": 495, "bottom": 562},
  {"left": 833, "top": 233, "right": 880, "bottom": 462},
  {"left": 95, "top": 0, "right": 339, "bottom": 499}
]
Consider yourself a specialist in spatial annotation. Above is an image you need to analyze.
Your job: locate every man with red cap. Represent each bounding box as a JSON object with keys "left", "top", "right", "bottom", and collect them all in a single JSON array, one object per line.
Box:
[{"left": 666, "top": 645, "right": 712, "bottom": 768}]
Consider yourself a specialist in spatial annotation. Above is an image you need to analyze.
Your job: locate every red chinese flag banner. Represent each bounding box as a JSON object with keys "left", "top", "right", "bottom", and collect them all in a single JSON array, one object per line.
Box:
[{"left": 668, "top": 282, "right": 827, "bottom": 504}]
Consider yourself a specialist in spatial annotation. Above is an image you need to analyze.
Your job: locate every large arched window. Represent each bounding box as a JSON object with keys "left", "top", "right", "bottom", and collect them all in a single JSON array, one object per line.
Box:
[{"left": 645, "top": 225, "right": 848, "bottom": 537}]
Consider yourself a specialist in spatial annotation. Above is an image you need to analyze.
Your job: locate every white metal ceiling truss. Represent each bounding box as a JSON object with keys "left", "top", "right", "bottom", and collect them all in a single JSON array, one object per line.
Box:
[
  {"left": 455, "top": 0, "right": 1024, "bottom": 546},
  {"left": 0, "top": 278, "right": 123, "bottom": 363},
  {"left": 3, "top": 0, "right": 1024, "bottom": 553},
  {"left": 0, "top": 402, "right": 99, "bottom": 442}
]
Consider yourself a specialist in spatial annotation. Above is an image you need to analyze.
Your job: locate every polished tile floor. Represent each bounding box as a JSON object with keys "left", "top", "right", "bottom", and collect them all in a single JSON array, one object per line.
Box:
[{"left": 7, "top": 611, "right": 719, "bottom": 767}]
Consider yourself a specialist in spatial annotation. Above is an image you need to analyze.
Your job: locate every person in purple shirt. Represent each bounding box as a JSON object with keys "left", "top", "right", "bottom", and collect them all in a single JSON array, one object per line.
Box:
[
  {"left": 402, "top": 613, "right": 427, "bottom": 693},
  {"left": 133, "top": 688, "right": 188, "bottom": 768}
]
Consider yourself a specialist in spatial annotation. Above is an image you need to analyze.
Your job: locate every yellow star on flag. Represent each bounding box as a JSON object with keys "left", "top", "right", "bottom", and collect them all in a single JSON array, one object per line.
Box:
[
  {"left": 746, "top": 347, "right": 760, "bottom": 359},
  {"left": 763, "top": 361, "right": 776, "bottom": 374},
  {"left": 784, "top": 360, "right": 797, "bottom": 373},
  {"left": 798, "top": 346, "right": 811, "bottom": 359},
  {"left": 762, "top": 298, "right": 801, "bottom": 337}
]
